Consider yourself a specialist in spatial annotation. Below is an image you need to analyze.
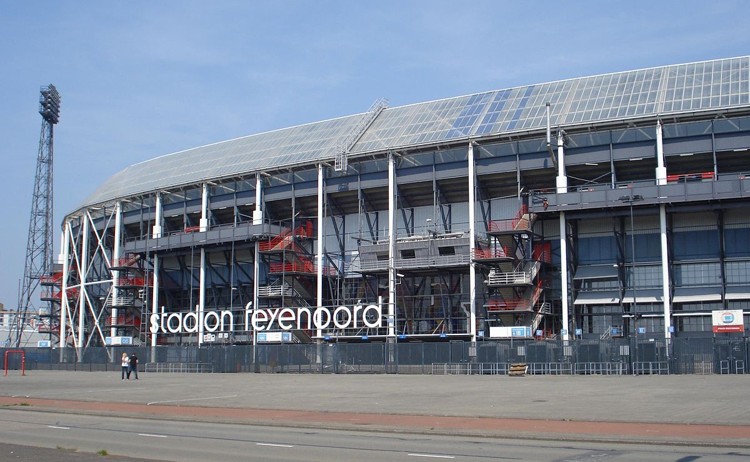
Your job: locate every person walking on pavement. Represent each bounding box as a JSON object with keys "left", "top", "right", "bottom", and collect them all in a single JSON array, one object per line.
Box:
[
  {"left": 128, "top": 352, "right": 139, "bottom": 380},
  {"left": 121, "top": 352, "right": 129, "bottom": 380}
]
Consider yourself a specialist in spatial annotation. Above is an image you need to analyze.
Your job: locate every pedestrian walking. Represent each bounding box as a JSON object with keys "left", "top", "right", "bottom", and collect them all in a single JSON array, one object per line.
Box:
[
  {"left": 128, "top": 352, "right": 139, "bottom": 380},
  {"left": 121, "top": 352, "right": 129, "bottom": 380}
]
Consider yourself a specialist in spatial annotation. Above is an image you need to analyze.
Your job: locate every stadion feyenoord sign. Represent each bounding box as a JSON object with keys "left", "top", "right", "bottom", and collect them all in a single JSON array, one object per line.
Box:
[{"left": 149, "top": 299, "right": 384, "bottom": 335}]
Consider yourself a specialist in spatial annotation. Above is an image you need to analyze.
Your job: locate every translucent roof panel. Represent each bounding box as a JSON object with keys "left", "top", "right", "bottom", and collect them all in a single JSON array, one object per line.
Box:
[
  {"left": 354, "top": 56, "right": 749, "bottom": 153},
  {"left": 83, "top": 113, "right": 368, "bottom": 205},
  {"left": 352, "top": 94, "right": 489, "bottom": 153},
  {"left": 79, "top": 56, "right": 749, "bottom": 210}
]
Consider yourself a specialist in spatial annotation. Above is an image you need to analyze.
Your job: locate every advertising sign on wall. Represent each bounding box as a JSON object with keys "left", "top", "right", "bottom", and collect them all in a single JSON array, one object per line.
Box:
[
  {"left": 711, "top": 309, "right": 745, "bottom": 333},
  {"left": 489, "top": 326, "right": 532, "bottom": 338}
]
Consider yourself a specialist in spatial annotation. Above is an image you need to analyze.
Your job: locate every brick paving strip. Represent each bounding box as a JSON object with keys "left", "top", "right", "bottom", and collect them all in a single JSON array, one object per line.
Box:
[{"left": 1, "top": 396, "right": 748, "bottom": 447}]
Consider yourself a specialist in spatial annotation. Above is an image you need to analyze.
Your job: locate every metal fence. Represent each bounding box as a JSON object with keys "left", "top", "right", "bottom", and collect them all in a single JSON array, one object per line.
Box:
[{"left": 2, "top": 336, "right": 747, "bottom": 375}]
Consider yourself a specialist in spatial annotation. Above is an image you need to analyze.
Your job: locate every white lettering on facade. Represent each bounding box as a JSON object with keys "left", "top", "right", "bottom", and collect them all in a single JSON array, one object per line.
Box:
[
  {"left": 150, "top": 306, "right": 234, "bottom": 334},
  {"left": 149, "top": 301, "right": 383, "bottom": 334}
]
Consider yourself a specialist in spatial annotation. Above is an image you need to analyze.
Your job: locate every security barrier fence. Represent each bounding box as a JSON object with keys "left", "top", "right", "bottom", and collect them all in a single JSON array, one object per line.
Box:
[{"left": 2, "top": 336, "right": 747, "bottom": 375}]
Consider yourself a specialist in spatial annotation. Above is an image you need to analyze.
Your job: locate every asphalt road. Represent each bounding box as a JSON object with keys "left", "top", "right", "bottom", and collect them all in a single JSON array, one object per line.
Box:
[
  {"left": 0, "top": 408, "right": 748, "bottom": 462},
  {"left": 0, "top": 370, "right": 749, "bottom": 461}
]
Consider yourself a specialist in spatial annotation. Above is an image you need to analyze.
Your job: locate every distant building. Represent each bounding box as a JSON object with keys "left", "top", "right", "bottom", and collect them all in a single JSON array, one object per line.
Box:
[{"left": 0, "top": 304, "right": 44, "bottom": 347}]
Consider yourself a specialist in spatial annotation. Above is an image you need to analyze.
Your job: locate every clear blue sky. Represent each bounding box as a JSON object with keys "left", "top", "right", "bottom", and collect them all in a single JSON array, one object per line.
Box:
[{"left": 1, "top": 0, "right": 748, "bottom": 309}]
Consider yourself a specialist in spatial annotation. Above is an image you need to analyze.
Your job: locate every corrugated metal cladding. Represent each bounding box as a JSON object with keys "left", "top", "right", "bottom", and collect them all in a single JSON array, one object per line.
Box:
[
  {"left": 577, "top": 219, "right": 614, "bottom": 235},
  {"left": 541, "top": 219, "right": 560, "bottom": 239},
  {"left": 671, "top": 211, "right": 719, "bottom": 229},
  {"left": 78, "top": 57, "right": 750, "bottom": 212},
  {"left": 724, "top": 208, "right": 750, "bottom": 226}
]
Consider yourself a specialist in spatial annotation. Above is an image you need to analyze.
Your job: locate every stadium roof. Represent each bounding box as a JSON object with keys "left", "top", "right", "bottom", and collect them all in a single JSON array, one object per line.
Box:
[{"left": 80, "top": 56, "right": 749, "bottom": 210}]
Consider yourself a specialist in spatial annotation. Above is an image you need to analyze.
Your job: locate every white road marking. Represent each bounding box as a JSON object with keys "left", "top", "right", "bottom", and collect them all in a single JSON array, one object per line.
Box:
[
  {"left": 256, "top": 443, "right": 294, "bottom": 448},
  {"left": 146, "top": 394, "right": 238, "bottom": 405},
  {"left": 407, "top": 454, "right": 455, "bottom": 459},
  {"left": 138, "top": 433, "right": 168, "bottom": 438},
  {"left": 47, "top": 425, "right": 70, "bottom": 430}
]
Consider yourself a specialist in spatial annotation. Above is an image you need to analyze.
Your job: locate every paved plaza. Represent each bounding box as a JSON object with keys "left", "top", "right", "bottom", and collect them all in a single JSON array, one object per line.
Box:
[{"left": 0, "top": 371, "right": 748, "bottom": 446}]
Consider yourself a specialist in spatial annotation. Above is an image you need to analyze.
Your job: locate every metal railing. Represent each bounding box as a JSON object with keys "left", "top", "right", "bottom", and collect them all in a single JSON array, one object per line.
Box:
[
  {"left": 3, "top": 336, "right": 747, "bottom": 376},
  {"left": 144, "top": 362, "right": 214, "bottom": 373},
  {"left": 487, "top": 270, "right": 531, "bottom": 285}
]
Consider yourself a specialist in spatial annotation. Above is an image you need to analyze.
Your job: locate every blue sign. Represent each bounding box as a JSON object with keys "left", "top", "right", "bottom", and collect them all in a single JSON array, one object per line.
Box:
[
  {"left": 638, "top": 327, "right": 646, "bottom": 334},
  {"left": 511, "top": 326, "right": 531, "bottom": 337}
]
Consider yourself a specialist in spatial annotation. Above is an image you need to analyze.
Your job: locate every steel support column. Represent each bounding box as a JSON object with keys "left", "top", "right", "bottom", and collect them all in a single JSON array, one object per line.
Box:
[
  {"left": 660, "top": 205, "right": 671, "bottom": 341},
  {"left": 556, "top": 133, "right": 570, "bottom": 341},
  {"left": 655, "top": 121, "right": 667, "bottom": 185},
  {"left": 151, "top": 253, "right": 159, "bottom": 349},
  {"left": 468, "top": 142, "right": 477, "bottom": 342},
  {"left": 253, "top": 174, "right": 263, "bottom": 225},
  {"left": 317, "top": 163, "right": 324, "bottom": 339},
  {"left": 200, "top": 183, "right": 209, "bottom": 232},
  {"left": 111, "top": 202, "right": 122, "bottom": 338},
  {"left": 252, "top": 240, "right": 260, "bottom": 372},
  {"left": 59, "top": 221, "right": 71, "bottom": 350},
  {"left": 153, "top": 193, "right": 162, "bottom": 238},
  {"left": 78, "top": 216, "right": 89, "bottom": 357},
  {"left": 388, "top": 152, "right": 396, "bottom": 339},
  {"left": 198, "top": 247, "right": 206, "bottom": 346}
]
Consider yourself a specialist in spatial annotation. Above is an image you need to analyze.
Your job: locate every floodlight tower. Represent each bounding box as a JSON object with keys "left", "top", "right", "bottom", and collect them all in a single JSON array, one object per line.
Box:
[{"left": 8, "top": 85, "right": 61, "bottom": 348}]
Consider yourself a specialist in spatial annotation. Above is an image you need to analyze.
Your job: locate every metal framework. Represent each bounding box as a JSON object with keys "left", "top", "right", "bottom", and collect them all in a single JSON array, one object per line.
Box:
[
  {"left": 8, "top": 85, "right": 60, "bottom": 348},
  {"left": 53, "top": 57, "right": 750, "bottom": 357}
]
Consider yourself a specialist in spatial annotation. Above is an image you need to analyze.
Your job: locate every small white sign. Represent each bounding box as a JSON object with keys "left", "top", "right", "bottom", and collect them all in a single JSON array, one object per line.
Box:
[{"left": 712, "top": 309, "right": 744, "bottom": 333}]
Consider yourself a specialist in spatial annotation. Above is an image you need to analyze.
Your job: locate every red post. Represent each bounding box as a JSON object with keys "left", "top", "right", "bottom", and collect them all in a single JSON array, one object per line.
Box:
[{"left": 4, "top": 350, "right": 26, "bottom": 376}]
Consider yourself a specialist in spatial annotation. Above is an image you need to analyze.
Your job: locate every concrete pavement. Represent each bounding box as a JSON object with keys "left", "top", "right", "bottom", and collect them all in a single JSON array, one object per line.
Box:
[{"left": 0, "top": 371, "right": 748, "bottom": 446}]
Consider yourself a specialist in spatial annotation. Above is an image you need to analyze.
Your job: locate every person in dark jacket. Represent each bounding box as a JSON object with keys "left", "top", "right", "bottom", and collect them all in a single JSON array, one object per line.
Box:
[{"left": 128, "top": 353, "right": 139, "bottom": 380}]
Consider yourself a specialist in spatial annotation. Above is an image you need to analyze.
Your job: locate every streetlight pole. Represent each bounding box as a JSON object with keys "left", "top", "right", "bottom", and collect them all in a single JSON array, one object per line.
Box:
[
  {"left": 619, "top": 192, "right": 643, "bottom": 374},
  {"left": 630, "top": 196, "right": 638, "bottom": 373}
]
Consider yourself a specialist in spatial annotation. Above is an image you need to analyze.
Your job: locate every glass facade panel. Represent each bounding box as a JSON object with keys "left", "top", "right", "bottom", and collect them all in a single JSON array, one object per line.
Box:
[
  {"left": 725, "top": 228, "right": 750, "bottom": 257},
  {"left": 714, "top": 115, "right": 750, "bottom": 133},
  {"left": 632, "top": 265, "right": 663, "bottom": 289},
  {"left": 677, "top": 315, "right": 713, "bottom": 331},
  {"left": 673, "top": 262, "right": 723, "bottom": 286},
  {"left": 726, "top": 260, "right": 750, "bottom": 284},
  {"left": 578, "top": 236, "right": 618, "bottom": 263},
  {"left": 672, "top": 230, "right": 720, "bottom": 259},
  {"left": 626, "top": 233, "right": 661, "bottom": 262}
]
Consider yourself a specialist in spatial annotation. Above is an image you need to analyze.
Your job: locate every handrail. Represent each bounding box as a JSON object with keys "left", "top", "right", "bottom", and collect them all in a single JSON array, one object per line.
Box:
[{"left": 487, "top": 271, "right": 531, "bottom": 285}]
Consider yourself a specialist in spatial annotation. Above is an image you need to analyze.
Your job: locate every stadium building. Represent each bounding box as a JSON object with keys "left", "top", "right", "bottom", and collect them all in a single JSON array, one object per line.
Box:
[{"left": 48, "top": 56, "right": 750, "bottom": 354}]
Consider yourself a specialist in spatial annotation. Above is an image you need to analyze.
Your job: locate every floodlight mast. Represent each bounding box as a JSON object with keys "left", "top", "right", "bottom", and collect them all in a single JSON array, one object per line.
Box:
[{"left": 8, "top": 85, "right": 60, "bottom": 348}]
